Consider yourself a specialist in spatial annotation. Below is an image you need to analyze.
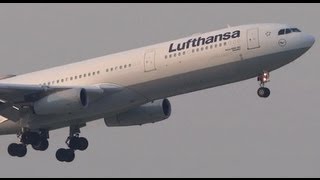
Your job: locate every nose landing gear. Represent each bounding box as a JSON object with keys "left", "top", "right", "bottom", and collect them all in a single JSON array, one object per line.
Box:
[{"left": 257, "top": 71, "right": 271, "bottom": 98}]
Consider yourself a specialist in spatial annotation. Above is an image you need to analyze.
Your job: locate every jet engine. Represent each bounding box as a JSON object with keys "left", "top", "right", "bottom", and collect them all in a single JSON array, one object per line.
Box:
[
  {"left": 104, "top": 99, "right": 171, "bottom": 127},
  {"left": 34, "top": 88, "right": 88, "bottom": 115}
]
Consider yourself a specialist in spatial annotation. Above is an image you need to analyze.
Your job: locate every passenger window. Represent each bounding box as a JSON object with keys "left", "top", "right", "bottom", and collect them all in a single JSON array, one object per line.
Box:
[{"left": 278, "top": 29, "right": 285, "bottom": 35}]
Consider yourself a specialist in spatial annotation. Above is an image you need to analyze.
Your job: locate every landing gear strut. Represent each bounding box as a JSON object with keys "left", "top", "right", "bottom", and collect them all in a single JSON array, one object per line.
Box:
[
  {"left": 257, "top": 71, "right": 271, "bottom": 98},
  {"left": 8, "top": 129, "right": 49, "bottom": 158},
  {"left": 56, "top": 125, "right": 88, "bottom": 163}
]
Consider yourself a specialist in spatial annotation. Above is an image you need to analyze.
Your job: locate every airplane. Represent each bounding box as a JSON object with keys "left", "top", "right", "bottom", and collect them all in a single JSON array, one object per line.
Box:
[{"left": 0, "top": 23, "right": 315, "bottom": 162}]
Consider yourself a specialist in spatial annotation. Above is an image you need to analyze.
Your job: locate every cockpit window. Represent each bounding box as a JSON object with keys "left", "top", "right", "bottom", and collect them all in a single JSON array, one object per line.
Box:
[
  {"left": 278, "top": 29, "right": 285, "bottom": 35},
  {"left": 291, "top": 28, "right": 301, "bottom": 32},
  {"left": 285, "top": 28, "right": 292, "bottom": 34},
  {"left": 278, "top": 27, "right": 301, "bottom": 36}
]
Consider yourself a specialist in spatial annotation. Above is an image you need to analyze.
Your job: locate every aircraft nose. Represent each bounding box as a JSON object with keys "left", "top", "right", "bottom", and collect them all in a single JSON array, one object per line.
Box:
[{"left": 305, "top": 34, "right": 315, "bottom": 47}]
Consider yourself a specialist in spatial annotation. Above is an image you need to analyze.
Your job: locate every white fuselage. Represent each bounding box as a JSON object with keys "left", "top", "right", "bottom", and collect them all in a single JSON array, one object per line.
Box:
[{"left": 0, "top": 23, "right": 315, "bottom": 134}]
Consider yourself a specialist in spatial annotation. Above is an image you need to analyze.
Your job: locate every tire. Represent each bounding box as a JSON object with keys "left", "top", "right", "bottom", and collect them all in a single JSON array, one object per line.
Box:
[
  {"left": 68, "top": 137, "right": 78, "bottom": 150},
  {"left": 264, "top": 88, "right": 271, "bottom": 98},
  {"left": 56, "top": 148, "right": 66, "bottom": 162},
  {"left": 32, "top": 139, "right": 49, "bottom": 151},
  {"left": 56, "top": 148, "right": 75, "bottom": 162},
  {"left": 68, "top": 137, "right": 89, "bottom": 151},
  {"left": 257, "top": 87, "right": 270, "bottom": 98},
  {"left": 16, "top": 144, "right": 27, "bottom": 158},
  {"left": 257, "top": 87, "right": 266, "bottom": 98},
  {"left": 8, "top": 143, "right": 18, "bottom": 157},
  {"left": 64, "top": 149, "right": 75, "bottom": 163},
  {"left": 78, "top": 137, "right": 89, "bottom": 151}
]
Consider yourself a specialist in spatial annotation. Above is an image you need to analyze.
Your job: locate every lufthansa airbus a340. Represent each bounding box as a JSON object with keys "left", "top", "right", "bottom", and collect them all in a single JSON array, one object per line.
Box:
[{"left": 0, "top": 23, "right": 315, "bottom": 162}]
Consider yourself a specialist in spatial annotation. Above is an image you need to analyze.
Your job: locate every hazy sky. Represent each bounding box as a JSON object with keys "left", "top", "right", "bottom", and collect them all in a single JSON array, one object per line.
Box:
[{"left": 0, "top": 3, "right": 319, "bottom": 178}]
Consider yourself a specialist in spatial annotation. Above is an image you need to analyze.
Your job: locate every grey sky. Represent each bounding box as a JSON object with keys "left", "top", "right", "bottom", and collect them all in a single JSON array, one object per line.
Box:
[{"left": 0, "top": 3, "right": 319, "bottom": 178}]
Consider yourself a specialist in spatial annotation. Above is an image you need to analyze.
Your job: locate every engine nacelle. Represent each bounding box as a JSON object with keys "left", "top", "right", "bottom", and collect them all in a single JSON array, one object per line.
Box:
[
  {"left": 104, "top": 99, "right": 172, "bottom": 127},
  {"left": 34, "top": 88, "right": 88, "bottom": 115}
]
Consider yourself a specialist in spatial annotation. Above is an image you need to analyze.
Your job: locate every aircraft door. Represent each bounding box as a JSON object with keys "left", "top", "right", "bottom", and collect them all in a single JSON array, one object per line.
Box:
[
  {"left": 247, "top": 28, "right": 260, "bottom": 50},
  {"left": 144, "top": 50, "right": 156, "bottom": 72}
]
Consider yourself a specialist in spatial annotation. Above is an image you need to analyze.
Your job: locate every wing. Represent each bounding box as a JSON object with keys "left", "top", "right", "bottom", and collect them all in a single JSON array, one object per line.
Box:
[
  {"left": 0, "top": 84, "right": 55, "bottom": 103},
  {"left": 0, "top": 83, "right": 123, "bottom": 121}
]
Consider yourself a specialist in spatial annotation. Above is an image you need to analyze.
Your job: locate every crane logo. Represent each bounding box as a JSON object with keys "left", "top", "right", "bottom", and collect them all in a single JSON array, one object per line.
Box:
[{"left": 278, "top": 39, "right": 287, "bottom": 47}]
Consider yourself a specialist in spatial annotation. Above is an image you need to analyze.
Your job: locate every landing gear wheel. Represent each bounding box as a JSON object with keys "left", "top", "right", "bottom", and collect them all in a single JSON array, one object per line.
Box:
[
  {"left": 56, "top": 148, "right": 65, "bottom": 162},
  {"left": 64, "top": 149, "right": 75, "bottom": 163},
  {"left": 32, "top": 139, "right": 49, "bottom": 151},
  {"left": 8, "top": 143, "right": 27, "bottom": 157},
  {"left": 16, "top": 144, "right": 27, "bottom": 157},
  {"left": 68, "top": 137, "right": 89, "bottom": 151},
  {"left": 257, "top": 87, "right": 271, "bottom": 98},
  {"left": 78, "top": 137, "right": 88, "bottom": 151},
  {"left": 8, "top": 143, "right": 18, "bottom": 157},
  {"left": 56, "top": 148, "right": 75, "bottom": 162}
]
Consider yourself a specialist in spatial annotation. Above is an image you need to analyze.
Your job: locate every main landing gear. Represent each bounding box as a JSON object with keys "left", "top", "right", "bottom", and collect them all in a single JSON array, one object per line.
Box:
[
  {"left": 8, "top": 129, "right": 49, "bottom": 158},
  {"left": 56, "top": 125, "right": 88, "bottom": 163},
  {"left": 7, "top": 125, "right": 88, "bottom": 162},
  {"left": 257, "top": 71, "right": 271, "bottom": 98}
]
